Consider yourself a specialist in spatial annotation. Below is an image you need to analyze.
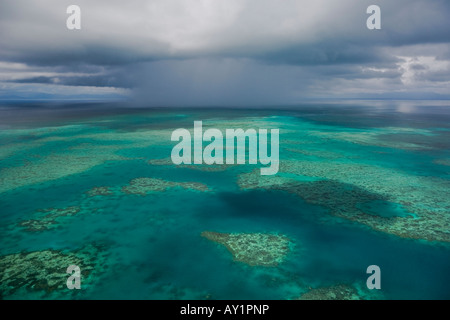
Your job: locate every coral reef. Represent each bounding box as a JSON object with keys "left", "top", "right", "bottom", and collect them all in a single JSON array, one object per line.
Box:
[
  {"left": 147, "top": 158, "right": 174, "bottom": 166},
  {"left": 86, "top": 186, "right": 113, "bottom": 197},
  {"left": 201, "top": 231, "right": 292, "bottom": 266},
  {"left": 122, "top": 177, "right": 210, "bottom": 195},
  {"left": 296, "top": 283, "right": 383, "bottom": 300},
  {"left": 18, "top": 206, "right": 81, "bottom": 232},
  {"left": 148, "top": 158, "right": 234, "bottom": 172},
  {"left": 0, "top": 146, "right": 127, "bottom": 193},
  {"left": 434, "top": 159, "right": 450, "bottom": 167},
  {"left": 284, "top": 148, "right": 346, "bottom": 160},
  {"left": 0, "top": 244, "right": 107, "bottom": 298},
  {"left": 238, "top": 161, "right": 450, "bottom": 242},
  {"left": 0, "top": 123, "right": 176, "bottom": 194},
  {"left": 297, "top": 284, "right": 360, "bottom": 300},
  {"left": 307, "top": 127, "right": 435, "bottom": 151}
]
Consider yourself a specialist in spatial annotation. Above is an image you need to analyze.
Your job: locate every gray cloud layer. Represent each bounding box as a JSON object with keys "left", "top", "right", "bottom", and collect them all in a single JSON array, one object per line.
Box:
[{"left": 0, "top": 0, "right": 449, "bottom": 103}]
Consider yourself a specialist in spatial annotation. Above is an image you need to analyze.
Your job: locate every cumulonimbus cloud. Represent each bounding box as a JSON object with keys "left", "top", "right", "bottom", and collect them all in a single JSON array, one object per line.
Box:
[{"left": 0, "top": 0, "right": 449, "bottom": 102}]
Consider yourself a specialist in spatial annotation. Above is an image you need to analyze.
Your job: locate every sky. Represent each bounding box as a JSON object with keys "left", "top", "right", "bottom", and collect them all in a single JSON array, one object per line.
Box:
[{"left": 0, "top": 0, "right": 449, "bottom": 105}]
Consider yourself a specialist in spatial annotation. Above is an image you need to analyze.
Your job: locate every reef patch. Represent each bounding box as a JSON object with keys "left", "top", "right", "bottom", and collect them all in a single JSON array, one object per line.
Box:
[
  {"left": 122, "top": 177, "right": 210, "bottom": 195},
  {"left": 86, "top": 186, "right": 113, "bottom": 197},
  {"left": 237, "top": 162, "right": 450, "bottom": 243},
  {"left": 201, "top": 231, "right": 292, "bottom": 266},
  {"left": 296, "top": 283, "right": 384, "bottom": 300},
  {"left": 18, "top": 206, "right": 81, "bottom": 232},
  {"left": 148, "top": 157, "right": 235, "bottom": 172},
  {"left": 0, "top": 244, "right": 107, "bottom": 299}
]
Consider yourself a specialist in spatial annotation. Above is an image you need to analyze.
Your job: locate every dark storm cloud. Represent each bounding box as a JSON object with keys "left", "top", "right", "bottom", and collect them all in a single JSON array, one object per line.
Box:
[
  {"left": 0, "top": 43, "right": 165, "bottom": 68},
  {"left": 9, "top": 74, "right": 135, "bottom": 88},
  {"left": 258, "top": 43, "right": 394, "bottom": 66},
  {"left": 310, "top": 65, "right": 402, "bottom": 80},
  {"left": 414, "top": 69, "right": 450, "bottom": 82},
  {"left": 0, "top": 0, "right": 449, "bottom": 102}
]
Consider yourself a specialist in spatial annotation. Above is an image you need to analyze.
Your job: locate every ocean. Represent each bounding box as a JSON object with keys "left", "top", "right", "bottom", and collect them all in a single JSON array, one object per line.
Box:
[{"left": 0, "top": 100, "right": 449, "bottom": 299}]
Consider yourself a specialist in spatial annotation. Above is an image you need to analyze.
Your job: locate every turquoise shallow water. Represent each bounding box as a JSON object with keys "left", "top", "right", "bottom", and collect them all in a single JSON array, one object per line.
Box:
[{"left": 0, "top": 101, "right": 449, "bottom": 299}]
